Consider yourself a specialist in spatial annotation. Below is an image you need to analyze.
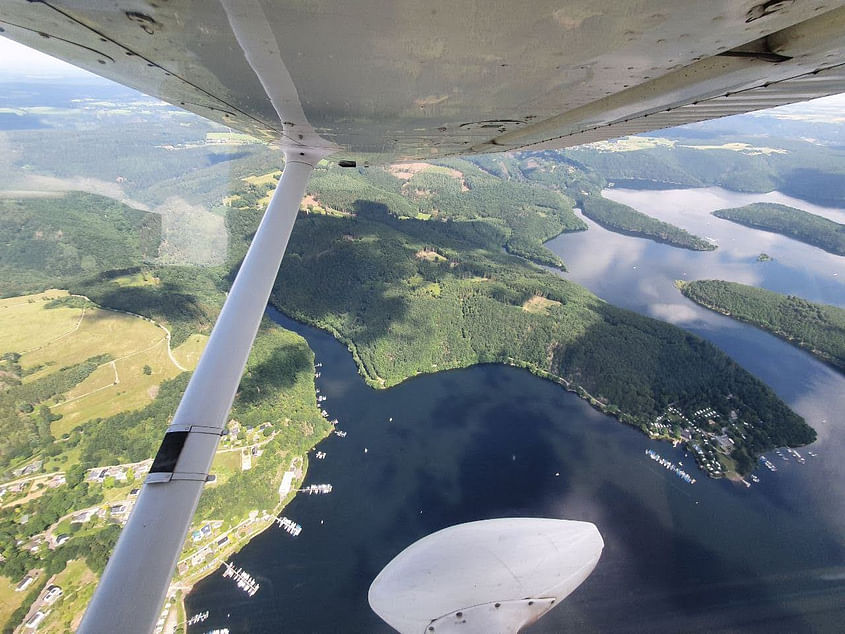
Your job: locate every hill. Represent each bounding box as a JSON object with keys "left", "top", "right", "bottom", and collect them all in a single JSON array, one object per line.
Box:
[
  {"left": 711, "top": 203, "right": 845, "bottom": 256},
  {"left": 224, "top": 167, "right": 818, "bottom": 477},
  {"left": 0, "top": 192, "right": 160, "bottom": 297},
  {"left": 678, "top": 280, "right": 845, "bottom": 373},
  {"left": 579, "top": 194, "right": 716, "bottom": 250}
]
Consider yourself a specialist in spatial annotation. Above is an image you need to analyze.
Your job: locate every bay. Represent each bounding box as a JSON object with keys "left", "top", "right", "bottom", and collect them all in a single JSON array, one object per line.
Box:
[{"left": 188, "top": 186, "right": 845, "bottom": 633}]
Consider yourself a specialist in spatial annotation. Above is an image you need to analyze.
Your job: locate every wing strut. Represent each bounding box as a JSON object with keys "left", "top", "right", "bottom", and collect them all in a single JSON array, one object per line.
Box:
[{"left": 79, "top": 148, "right": 327, "bottom": 634}]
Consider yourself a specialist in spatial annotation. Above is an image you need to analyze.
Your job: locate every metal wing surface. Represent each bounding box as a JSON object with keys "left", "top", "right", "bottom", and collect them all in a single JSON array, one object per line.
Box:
[{"left": 2, "top": 1, "right": 845, "bottom": 161}]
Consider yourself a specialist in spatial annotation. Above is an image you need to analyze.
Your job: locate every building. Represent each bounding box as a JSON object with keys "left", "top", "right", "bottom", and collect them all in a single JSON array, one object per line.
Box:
[
  {"left": 24, "top": 611, "right": 47, "bottom": 629},
  {"left": 16, "top": 575, "right": 35, "bottom": 592},
  {"left": 71, "top": 508, "right": 98, "bottom": 523},
  {"left": 715, "top": 435, "right": 736, "bottom": 453},
  {"left": 13, "top": 460, "right": 43, "bottom": 478},
  {"left": 43, "top": 585, "right": 63, "bottom": 605}
]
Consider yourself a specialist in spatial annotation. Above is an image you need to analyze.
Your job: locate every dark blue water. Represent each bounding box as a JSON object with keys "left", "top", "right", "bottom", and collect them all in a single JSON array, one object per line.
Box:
[{"left": 188, "top": 188, "right": 845, "bottom": 633}]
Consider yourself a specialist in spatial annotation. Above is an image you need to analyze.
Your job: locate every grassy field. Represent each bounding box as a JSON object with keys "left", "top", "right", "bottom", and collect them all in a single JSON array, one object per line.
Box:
[
  {"left": 110, "top": 271, "right": 160, "bottom": 288},
  {"left": 242, "top": 170, "right": 281, "bottom": 187},
  {"left": 0, "top": 574, "right": 28, "bottom": 630},
  {"left": 0, "top": 291, "right": 82, "bottom": 353},
  {"left": 207, "top": 448, "right": 243, "bottom": 486},
  {"left": 205, "top": 132, "right": 260, "bottom": 145},
  {"left": 38, "top": 559, "right": 97, "bottom": 634},
  {"left": 0, "top": 290, "right": 205, "bottom": 437},
  {"left": 172, "top": 334, "right": 209, "bottom": 370},
  {"left": 522, "top": 295, "right": 563, "bottom": 315}
]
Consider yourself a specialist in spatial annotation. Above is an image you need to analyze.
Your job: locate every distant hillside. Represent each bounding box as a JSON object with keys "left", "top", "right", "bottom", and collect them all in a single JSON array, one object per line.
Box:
[
  {"left": 712, "top": 202, "right": 845, "bottom": 256},
  {"left": 561, "top": 135, "right": 845, "bottom": 207},
  {"left": 225, "top": 159, "right": 588, "bottom": 270},
  {"left": 0, "top": 191, "right": 161, "bottom": 297},
  {"left": 678, "top": 280, "right": 845, "bottom": 373}
]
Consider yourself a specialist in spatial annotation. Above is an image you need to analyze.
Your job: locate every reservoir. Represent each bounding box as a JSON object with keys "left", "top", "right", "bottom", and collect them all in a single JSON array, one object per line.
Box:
[{"left": 188, "top": 187, "right": 844, "bottom": 632}]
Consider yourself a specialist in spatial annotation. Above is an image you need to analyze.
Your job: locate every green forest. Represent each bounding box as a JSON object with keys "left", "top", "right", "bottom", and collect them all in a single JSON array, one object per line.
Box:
[
  {"left": 712, "top": 203, "right": 845, "bottom": 256},
  {"left": 0, "top": 353, "right": 110, "bottom": 469},
  {"left": 219, "top": 170, "right": 817, "bottom": 470},
  {"left": 0, "top": 182, "right": 329, "bottom": 613},
  {"left": 0, "top": 192, "right": 161, "bottom": 297},
  {"left": 678, "top": 280, "right": 845, "bottom": 373},
  {"left": 0, "top": 143, "right": 824, "bottom": 487},
  {"left": 579, "top": 194, "right": 716, "bottom": 250},
  {"left": 563, "top": 134, "right": 845, "bottom": 207},
  {"left": 230, "top": 158, "right": 588, "bottom": 270}
]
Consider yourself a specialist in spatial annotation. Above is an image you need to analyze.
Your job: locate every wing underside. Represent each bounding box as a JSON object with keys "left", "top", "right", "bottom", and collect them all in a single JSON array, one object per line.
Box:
[
  {"left": 0, "top": 0, "right": 845, "bottom": 162},
  {"left": 1, "top": 1, "right": 844, "bottom": 160}
]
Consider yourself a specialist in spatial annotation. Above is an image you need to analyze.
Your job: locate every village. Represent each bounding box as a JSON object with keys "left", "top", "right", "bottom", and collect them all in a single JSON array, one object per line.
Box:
[
  {"left": 0, "top": 417, "right": 315, "bottom": 633},
  {"left": 644, "top": 402, "right": 813, "bottom": 483}
]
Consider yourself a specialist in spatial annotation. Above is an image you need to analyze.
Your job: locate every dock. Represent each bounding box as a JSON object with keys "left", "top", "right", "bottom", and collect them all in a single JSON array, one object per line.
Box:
[
  {"left": 300, "top": 483, "right": 332, "bottom": 495},
  {"left": 645, "top": 449, "right": 696, "bottom": 484},
  {"left": 273, "top": 516, "right": 302, "bottom": 536},
  {"left": 187, "top": 611, "right": 209, "bottom": 626},
  {"left": 222, "top": 561, "right": 260, "bottom": 597}
]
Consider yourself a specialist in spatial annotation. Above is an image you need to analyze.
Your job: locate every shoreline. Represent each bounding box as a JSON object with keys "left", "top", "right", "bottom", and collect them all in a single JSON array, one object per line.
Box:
[
  {"left": 676, "top": 281, "right": 844, "bottom": 375},
  {"left": 176, "top": 438, "right": 328, "bottom": 631},
  {"left": 269, "top": 304, "right": 753, "bottom": 479}
]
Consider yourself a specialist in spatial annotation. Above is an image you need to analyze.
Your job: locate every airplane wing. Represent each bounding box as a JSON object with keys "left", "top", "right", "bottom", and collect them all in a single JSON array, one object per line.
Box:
[
  {"left": 1, "top": 1, "right": 844, "bottom": 162},
  {"left": 2, "top": 2, "right": 845, "bottom": 632}
]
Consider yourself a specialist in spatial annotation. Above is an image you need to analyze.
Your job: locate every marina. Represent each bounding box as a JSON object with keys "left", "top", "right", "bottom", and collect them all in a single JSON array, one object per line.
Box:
[
  {"left": 645, "top": 449, "right": 696, "bottom": 484},
  {"left": 273, "top": 516, "right": 302, "bottom": 537},
  {"left": 187, "top": 612, "right": 209, "bottom": 626},
  {"left": 760, "top": 456, "right": 778, "bottom": 472},
  {"left": 787, "top": 448, "right": 806, "bottom": 464},
  {"left": 222, "top": 562, "right": 259, "bottom": 597},
  {"left": 300, "top": 483, "right": 332, "bottom": 495}
]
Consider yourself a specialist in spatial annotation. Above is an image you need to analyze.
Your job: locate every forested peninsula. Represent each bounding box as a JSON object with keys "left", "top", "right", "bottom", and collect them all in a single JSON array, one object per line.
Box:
[
  {"left": 678, "top": 280, "right": 845, "bottom": 373},
  {"left": 579, "top": 194, "right": 716, "bottom": 251},
  {"left": 216, "top": 161, "right": 818, "bottom": 476},
  {"left": 712, "top": 203, "right": 845, "bottom": 256}
]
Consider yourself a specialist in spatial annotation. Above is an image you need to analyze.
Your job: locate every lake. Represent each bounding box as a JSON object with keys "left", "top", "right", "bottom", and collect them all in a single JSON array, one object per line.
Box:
[{"left": 187, "top": 186, "right": 845, "bottom": 633}]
